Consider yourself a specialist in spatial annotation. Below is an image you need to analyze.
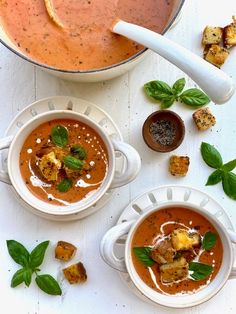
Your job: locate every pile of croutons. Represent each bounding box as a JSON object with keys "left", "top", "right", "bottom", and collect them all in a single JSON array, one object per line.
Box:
[{"left": 202, "top": 16, "right": 236, "bottom": 68}]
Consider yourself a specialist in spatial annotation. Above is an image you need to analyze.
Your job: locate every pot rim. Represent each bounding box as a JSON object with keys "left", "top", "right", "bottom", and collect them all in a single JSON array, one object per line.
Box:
[{"left": 0, "top": 0, "right": 185, "bottom": 74}]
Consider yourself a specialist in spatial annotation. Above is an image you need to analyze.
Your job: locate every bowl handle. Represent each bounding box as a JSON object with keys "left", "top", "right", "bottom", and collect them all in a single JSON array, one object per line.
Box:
[
  {"left": 100, "top": 220, "right": 135, "bottom": 272},
  {"left": 0, "top": 136, "right": 13, "bottom": 184},
  {"left": 227, "top": 229, "right": 236, "bottom": 279},
  {"left": 110, "top": 140, "right": 141, "bottom": 189}
]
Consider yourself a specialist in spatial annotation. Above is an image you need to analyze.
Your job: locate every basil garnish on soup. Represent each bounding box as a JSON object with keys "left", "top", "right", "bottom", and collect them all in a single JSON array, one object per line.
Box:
[
  {"left": 133, "top": 247, "right": 155, "bottom": 267},
  {"left": 57, "top": 178, "right": 72, "bottom": 193},
  {"left": 51, "top": 125, "right": 68, "bottom": 148},
  {"left": 63, "top": 156, "right": 84, "bottom": 170},
  {"left": 202, "top": 231, "right": 217, "bottom": 251},
  {"left": 189, "top": 262, "right": 213, "bottom": 281},
  {"left": 70, "top": 145, "right": 87, "bottom": 160}
]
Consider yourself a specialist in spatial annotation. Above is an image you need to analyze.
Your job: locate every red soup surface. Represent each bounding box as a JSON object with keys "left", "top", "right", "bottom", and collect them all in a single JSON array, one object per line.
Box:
[
  {"left": 19, "top": 119, "right": 108, "bottom": 206},
  {"left": 0, "top": 0, "right": 175, "bottom": 70},
  {"left": 131, "top": 207, "right": 223, "bottom": 295}
]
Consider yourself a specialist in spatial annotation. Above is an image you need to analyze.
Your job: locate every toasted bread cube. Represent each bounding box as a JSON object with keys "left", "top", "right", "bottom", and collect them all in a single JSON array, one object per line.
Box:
[
  {"left": 223, "top": 16, "right": 236, "bottom": 48},
  {"left": 38, "top": 151, "right": 61, "bottom": 181},
  {"left": 160, "top": 257, "right": 188, "bottom": 283},
  {"left": 204, "top": 44, "right": 229, "bottom": 68},
  {"left": 192, "top": 107, "right": 216, "bottom": 131},
  {"left": 169, "top": 155, "right": 190, "bottom": 177},
  {"left": 171, "top": 229, "right": 201, "bottom": 251},
  {"left": 151, "top": 240, "right": 176, "bottom": 264},
  {"left": 63, "top": 262, "right": 87, "bottom": 284},
  {"left": 202, "top": 26, "right": 223, "bottom": 45},
  {"left": 55, "top": 241, "right": 77, "bottom": 261}
]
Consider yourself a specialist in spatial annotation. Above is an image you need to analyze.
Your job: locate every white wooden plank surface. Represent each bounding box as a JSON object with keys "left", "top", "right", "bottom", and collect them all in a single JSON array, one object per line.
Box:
[{"left": 0, "top": 0, "right": 236, "bottom": 313}]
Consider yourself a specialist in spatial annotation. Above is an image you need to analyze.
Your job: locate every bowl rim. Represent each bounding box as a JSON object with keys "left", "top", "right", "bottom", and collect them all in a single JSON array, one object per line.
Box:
[
  {"left": 125, "top": 202, "right": 234, "bottom": 308},
  {"left": 0, "top": 0, "right": 185, "bottom": 74}
]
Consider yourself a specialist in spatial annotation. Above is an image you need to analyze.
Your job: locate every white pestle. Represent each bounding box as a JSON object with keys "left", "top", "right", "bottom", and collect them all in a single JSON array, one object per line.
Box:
[{"left": 113, "top": 20, "right": 235, "bottom": 104}]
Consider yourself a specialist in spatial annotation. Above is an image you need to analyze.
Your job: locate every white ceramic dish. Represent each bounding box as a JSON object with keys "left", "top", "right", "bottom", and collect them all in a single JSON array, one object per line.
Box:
[
  {"left": 100, "top": 186, "right": 236, "bottom": 308},
  {"left": 0, "top": 104, "right": 141, "bottom": 220},
  {"left": 0, "top": 1, "right": 184, "bottom": 82}
]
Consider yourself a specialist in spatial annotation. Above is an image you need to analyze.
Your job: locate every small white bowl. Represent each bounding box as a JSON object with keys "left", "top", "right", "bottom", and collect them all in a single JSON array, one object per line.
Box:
[
  {"left": 0, "top": 110, "right": 141, "bottom": 219},
  {"left": 100, "top": 202, "right": 236, "bottom": 308}
]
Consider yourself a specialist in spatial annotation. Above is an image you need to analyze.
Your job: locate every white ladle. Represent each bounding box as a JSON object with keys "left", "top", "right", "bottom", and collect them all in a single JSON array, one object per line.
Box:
[{"left": 112, "top": 20, "right": 235, "bottom": 104}]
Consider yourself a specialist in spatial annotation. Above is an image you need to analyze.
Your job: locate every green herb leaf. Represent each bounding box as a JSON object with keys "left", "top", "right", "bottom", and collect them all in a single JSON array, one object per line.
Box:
[
  {"left": 189, "top": 262, "right": 213, "bottom": 281},
  {"left": 23, "top": 268, "right": 32, "bottom": 287},
  {"left": 35, "top": 274, "right": 62, "bottom": 296},
  {"left": 11, "top": 268, "right": 26, "bottom": 287},
  {"left": 57, "top": 178, "right": 72, "bottom": 192},
  {"left": 202, "top": 232, "right": 217, "bottom": 250},
  {"left": 144, "top": 80, "right": 174, "bottom": 101},
  {"left": 133, "top": 247, "right": 155, "bottom": 267},
  {"left": 222, "top": 172, "right": 236, "bottom": 200},
  {"left": 6, "top": 240, "right": 30, "bottom": 267},
  {"left": 222, "top": 159, "right": 236, "bottom": 172},
  {"left": 63, "top": 156, "right": 84, "bottom": 170},
  {"left": 206, "top": 169, "right": 223, "bottom": 186},
  {"left": 70, "top": 145, "right": 87, "bottom": 160},
  {"left": 160, "top": 95, "right": 176, "bottom": 109},
  {"left": 51, "top": 125, "right": 68, "bottom": 148},
  {"left": 172, "top": 78, "right": 186, "bottom": 95},
  {"left": 179, "top": 88, "right": 210, "bottom": 107},
  {"left": 29, "top": 241, "right": 49, "bottom": 270},
  {"left": 201, "top": 142, "right": 223, "bottom": 169}
]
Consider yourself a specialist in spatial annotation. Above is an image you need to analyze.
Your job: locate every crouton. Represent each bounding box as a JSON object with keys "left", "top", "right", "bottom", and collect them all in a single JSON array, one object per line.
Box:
[
  {"left": 202, "top": 26, "right": 223, "bottom": 45},
  {"left": 63, "top": 262, "right": 87, "bottom": 284},
  {"left": 160, "top": 257, "right": 189, "bottom": 283},
  {"left": 192, "top": 107, "right": 216, "bottom": 131},
  {"left": 169, "top": 155, "right": 190, "bottom": 177},
  {"left": 223, "top": 16, "right": 236, "bottom": 48},
  {"left": 55, "top": 241, "right": 77, "bottom": 261},
  {"left": 171, "top": 229, "right": 201, "bottom": 251},
  {"left": 204, "top": 44, "right": 229, "bottom": 68},
  {"left": 38, "top": 151, "right": 61, "bottom": 181},
  {"left": 151, "top": 240, "right": 176, "bottom": 264}
]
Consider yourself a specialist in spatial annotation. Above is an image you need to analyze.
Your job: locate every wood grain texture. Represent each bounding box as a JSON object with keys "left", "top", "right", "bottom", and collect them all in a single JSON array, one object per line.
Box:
[{"left": 0, "top": 1, "right": 236, "bottom": 313}]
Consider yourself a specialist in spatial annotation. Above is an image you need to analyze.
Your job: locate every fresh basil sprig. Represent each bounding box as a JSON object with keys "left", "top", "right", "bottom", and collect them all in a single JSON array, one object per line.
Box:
[
  {"left": 189, "top": 262, "right": 213, "bottom": 281},
  {"left": 6, "top": 240, "right": 62, "bottom": 296},
  {"left": 202, "top": 231, "right": 217, "bottom": 251},
  {"left": 70, "top": 145, "right": 87, "bottom": 160},
  {"left": 63, "top": 155, "right": 84, "bottom": 170},
  {"left": 200, "top": 142, "right": 236, "bottom": 200},
  {"left": 144, "top": 78, "right": 210, "bottom": 109},
  {"left": 133, "top": 247, "right": 155, "bottom": 267},
  {"left": 57, "top": 178, "right": 72, "bottom": 192},
  {"left": 51, "top": 125, "right": 68, "bottom": 148}
]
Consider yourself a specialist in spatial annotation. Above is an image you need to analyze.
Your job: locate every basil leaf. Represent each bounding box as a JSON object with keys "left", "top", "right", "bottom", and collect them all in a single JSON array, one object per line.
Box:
[
  {"left": 172, "top": 78, "right": 186, "bottom": 95},
  {"left": 202, "top": 232, "right": 217, "bottom": 250},
  {"left": 144, "top": 80, "right": 174, "bottom": 101},
  {"left": 23, "top": 268, "right": 32, "bottom": 287},
  {"left": 206, "top": 169, "right": 223, "bottom": 186},
  {"left": 70, "top": 145, "right": 87, "bottom": 160},
  {"left": 222, "top": 159, "right": 236, "bottom": 172},
  {"left": 201, "top": 142, "right": 223, "bottom": 169},
  {"left": 6, "top": 240, "right": 30, "bottom": 267},
  {"left": 160, "top": 95, "right": 176, "bottom": 109},
  {"left": 51, "top": 125, "right": 68, "bottom": 148},
  {"left": 179, "top": 88, "right": 210, "bottom": 107},
  {"left": 35, "top": 274, "right": 62, "bottom": 296},
  {"left": 189, "top": 262, "right": 213, "bottom": 281},
  {"left": 11, "top": 268, "right": 26, "bottom": 287},
  {"left": 57, "top": 178, "right": 72, "bottom": 192},
  {"left": 133, "top": 247, "right": 155, "bottom": 267},
  {"left": 29, "top": 241, "right": 49, "bottom": 269},
  {"left": 222, "top": 172, "right": 236, "bottom": 200},
  {"left": 63, "top": 156, "right": 84, "bottom": 170}
]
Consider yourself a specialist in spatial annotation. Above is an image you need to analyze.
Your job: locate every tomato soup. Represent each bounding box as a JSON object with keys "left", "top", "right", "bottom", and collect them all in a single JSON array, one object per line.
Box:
[
  {"left": 19, "top": 119, "right": 108, "bottom": 206},
  {"left": 131, "top": 207, "right": 223, "bottom": 295},
  {"left": 0, "top": 0, "right": 175, "bottom": 70}
]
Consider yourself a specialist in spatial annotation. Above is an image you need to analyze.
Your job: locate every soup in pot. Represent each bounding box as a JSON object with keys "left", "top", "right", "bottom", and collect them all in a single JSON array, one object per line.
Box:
[
  {"left": 0, "top": 0, "right": 175, "bottom": 70},
  {"left": 19, "top": 119, "right": 108, "bottom": 206},
  {"left": 131, "top": 207, "right": 223, "bottom": 295}
]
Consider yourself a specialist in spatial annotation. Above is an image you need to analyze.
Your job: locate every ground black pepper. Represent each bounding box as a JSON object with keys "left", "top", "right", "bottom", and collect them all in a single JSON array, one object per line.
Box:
[{"left": 149, "top": 120, "right": 176, "bottom": 146}]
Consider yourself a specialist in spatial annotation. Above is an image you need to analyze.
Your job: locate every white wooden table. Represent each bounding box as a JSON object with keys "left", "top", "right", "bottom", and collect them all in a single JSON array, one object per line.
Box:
[{"left": 0, "top": 1, "right": 236, "bottom": 313}]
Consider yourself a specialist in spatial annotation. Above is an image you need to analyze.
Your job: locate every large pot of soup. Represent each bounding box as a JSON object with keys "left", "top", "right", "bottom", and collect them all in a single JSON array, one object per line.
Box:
[{"left": 0, "top": 0, "right": 185, "bottom": 82}]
